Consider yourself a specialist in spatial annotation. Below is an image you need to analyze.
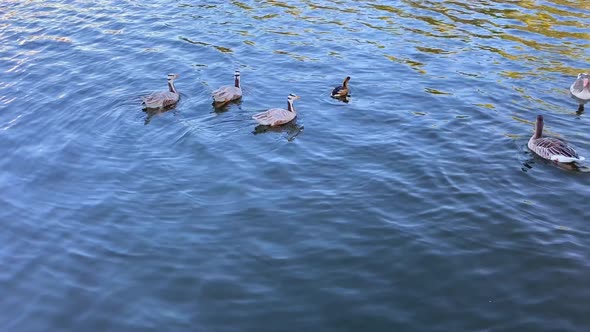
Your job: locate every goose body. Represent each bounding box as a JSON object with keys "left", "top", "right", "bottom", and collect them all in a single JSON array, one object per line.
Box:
[
  {"left": 331, "top": 76, "right": 350, "bottom": 98},
  {"left": 528, "top": 115, "right": 585, "bottom": 163},
  {"left": 213, "top": 70, "right": 242, "bottom": 104},
  {"left": 142, "top": 74, "right": 180, "bottom": 109},
  {"left": 252, "top": 94, "right": 300, "bottom": 127},
  {"left": 570, "top": 73, "right": 590, "bottom": 112}
]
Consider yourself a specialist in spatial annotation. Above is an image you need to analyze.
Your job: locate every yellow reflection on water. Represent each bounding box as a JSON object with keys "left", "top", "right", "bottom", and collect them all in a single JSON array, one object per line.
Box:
[
  {"left": 385, "top": 55, "right": 426, "bottom": 74},
  {"left": 179, "top": 37, "right": 233, "bottom": 53}
]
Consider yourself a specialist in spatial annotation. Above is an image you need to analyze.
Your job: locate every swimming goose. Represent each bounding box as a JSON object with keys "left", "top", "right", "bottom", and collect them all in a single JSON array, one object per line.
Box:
[
  {"left": 252, "top": 94, "right": 300, "bottom": 126},
  {"left": 528, "top": 115, "right": 585, "bottom": 163},
  {"left": 331, "top": 76, "right": 350, "bottom": 98},
  {"left": 212, "top": 70, "right": 242, "bottom": 104},
  {"left": 142, "top": 74, "right": 180, "bottom": 109},
  {"left": 570, "top": 73, "right": 590, "bottom": 112}
]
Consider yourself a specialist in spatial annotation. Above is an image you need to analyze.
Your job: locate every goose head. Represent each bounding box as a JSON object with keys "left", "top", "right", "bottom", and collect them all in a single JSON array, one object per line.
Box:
[
  {"left": 167, "top": 73, "right": 179, "bottom": 81},
  {"left": 234, "top": 70, "right": 241, "bottom": 88},
  {"left": 573, "top": 73, "right": 589, "bottom": 91},
  {"left": 571, "top": 73, "right": 590, "bottom": 103},
  {"left": 287, "top": 93, "right": 300, "bottom": 112},
  {"left": 579, "top": 73, "right": 589, "bottom": 89}
]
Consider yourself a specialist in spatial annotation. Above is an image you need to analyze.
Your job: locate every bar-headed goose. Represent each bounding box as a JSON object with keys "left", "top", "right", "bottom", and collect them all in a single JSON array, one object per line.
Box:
[
  {"left": 252, "top": 94, "right": 300, "bottom": 127},
  {"left": 142, "top": 74, "right": 180, "bottom": 109}
]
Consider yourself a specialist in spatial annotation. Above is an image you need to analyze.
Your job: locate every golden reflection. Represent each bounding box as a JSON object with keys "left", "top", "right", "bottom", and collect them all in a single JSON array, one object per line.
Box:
[
  {"left": 253, "top": 13, "right": 279, "bottom": 20},
  {"left": 179, "top": 37, "right": 232, "bottom": 53},
  {"left": 415, "top": 46, "right": 455, "bottom": 55},
  {"left": 385, "top": 55, "right": 426, "bottom": 74},
  {"left": 477, "top": 45, "right": 518, "bottom": 61},
  {"left": 232, "top": 1, "right": 253, "bottom": 10},
  {"left": 475, "top": 103, "right": 496, "bottom": 109},
  {"left": 328, "top": 51, "right": 341, "bottom": 58},
  {"left": 511, "top": 116, "right": 534, "bottom": 126},
  {"left": 369, "top": 4, "right": 405, "bottom": 15},
  {"left": 267, "top": 30, "right": 299, "bottom": 36},
  {"left": 266, "top": 0, "right": 296, "bottom": 9},
  {"left": 273, "top": 50, "right": 316, "bottom": 62},
  {"left": 504, "top": 134, "right": 522, "bottom": 139},
  {"left": 500, "top": 71, "right": 529, "bottom": 79},
  {"left": 304, "top": 2, "right": 359, "bottom": 14},
  {"left": 424, "top": 88, "right": 452, "bottom": 95}
]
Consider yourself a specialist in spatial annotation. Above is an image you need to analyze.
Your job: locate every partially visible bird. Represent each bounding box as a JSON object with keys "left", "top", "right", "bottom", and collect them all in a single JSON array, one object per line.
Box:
[
  {"left": 212, "top": 70, "right": 242, "bottom": 105},
  {"left": 528, "top": 115, "right": 585, "bottom": 163},
  {"left": 570, "top": 73, "right": 590, "bottom": 112},
  {"left": 331, "top": 76, "right": 351, "bottom": 99},
  {"left": 142, "top": 74, "right": 180, "bottom": 109},
  {"left": 252, "top": 94, "right": 300, "bottom": 127}
]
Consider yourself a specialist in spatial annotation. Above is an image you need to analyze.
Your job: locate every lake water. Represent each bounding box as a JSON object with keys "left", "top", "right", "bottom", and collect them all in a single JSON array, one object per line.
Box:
[{"left": 1, "top": 1, "right": 590, "bottom": 331}]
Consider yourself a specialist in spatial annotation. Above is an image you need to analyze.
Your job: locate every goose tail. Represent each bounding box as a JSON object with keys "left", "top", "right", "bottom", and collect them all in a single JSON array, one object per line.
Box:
[{"left": 550, "top": 155, "right": 585, "bottom": 163}]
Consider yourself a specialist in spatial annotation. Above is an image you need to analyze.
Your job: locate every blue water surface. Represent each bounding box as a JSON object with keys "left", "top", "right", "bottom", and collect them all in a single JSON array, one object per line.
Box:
[{"left": 1, "top": 1, "right": 589, "bottom": 331}]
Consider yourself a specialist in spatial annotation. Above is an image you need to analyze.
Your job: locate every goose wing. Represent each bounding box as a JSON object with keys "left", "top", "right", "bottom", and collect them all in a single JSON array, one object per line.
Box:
[
  {"left": 213, "top": 86, "right": 242, "bottom": 103},
  {"left": 331, "top": 85, "right": 346, "bottom": 97},
  {"left": 530, "top": 137, "right": 584, "bottom": 162},
  {"left": 252, "top": 108, "right": 296, "bottom": 126},
  {"left": 143, "top": 91, "right": 179, "bottom": 108}
]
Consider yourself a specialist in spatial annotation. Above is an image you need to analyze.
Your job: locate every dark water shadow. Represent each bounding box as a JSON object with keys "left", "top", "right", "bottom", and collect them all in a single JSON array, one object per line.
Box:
[
  {"left": 212, "top": 98, "right": 242, "bottom": 113},
  {"left": 252, "top": 121, "right": 304, "bottom": 142},
  {"left": 143, "top": 103, "right": 179, "bottom": 125},
  {"left": 330, "top": 94, "right": 350, "bottom": 104},
  {"left": 576, "top": 104, "right": 584, "bottom": 117}
]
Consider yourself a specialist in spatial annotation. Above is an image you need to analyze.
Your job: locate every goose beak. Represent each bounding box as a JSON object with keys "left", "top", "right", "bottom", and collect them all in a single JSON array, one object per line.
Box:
[
  {"left": 583, "top": 78, "right": 589, "bottom": 89},
  {"left": 295, "top": 95, "right": 301, "bottom": 100}
]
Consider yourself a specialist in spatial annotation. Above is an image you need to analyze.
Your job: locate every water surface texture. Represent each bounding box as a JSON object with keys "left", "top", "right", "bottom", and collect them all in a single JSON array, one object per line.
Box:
[{"left": 1, "top": 1, "right": 590, "bottom": 331}]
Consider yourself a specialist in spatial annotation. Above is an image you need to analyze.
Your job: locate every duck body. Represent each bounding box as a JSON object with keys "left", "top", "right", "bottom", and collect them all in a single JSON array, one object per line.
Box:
[
  {"left": 252, "top": 94, "right": 300, "bottom": 127},
  {"left": 331, "top": 76, "right": 350, "bottom": 98},
  {"left": 528, "top": 115, "right": 585, "bottom": 163},
  {"left": 142, "top": 74, "right": 180, "bottom": 109},
  {"left": 213, "top": 70, "right": 242, "bottom": 104}
]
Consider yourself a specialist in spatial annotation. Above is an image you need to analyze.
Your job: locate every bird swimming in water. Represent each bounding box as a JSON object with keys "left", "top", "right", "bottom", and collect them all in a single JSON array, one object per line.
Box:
[
  {"left": 570, "top": 73, "right": 590, "bottom": 112},
  {"left": 212, "top": 70, "right": 242, "bottom": 105},
  {"left": 331, "top": 76, "right": 351, "bottom": 99},
  {"left": 528, "top": 115, "right": 585, "bottom": 163},
  {"left": 252, "top": 94, "right": 300, "bottom": 127},
  {"left": 142, "top": 74, "right": 180, "bottom": 109}
]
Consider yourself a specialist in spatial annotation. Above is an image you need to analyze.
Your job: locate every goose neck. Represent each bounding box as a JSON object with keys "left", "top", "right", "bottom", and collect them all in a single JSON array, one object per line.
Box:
[
  {"left": 534, "top": 118, "right": 543, "bottom": 139},
  {"left": 168, "top": 80, "right": 177, "bottom": 94}
]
